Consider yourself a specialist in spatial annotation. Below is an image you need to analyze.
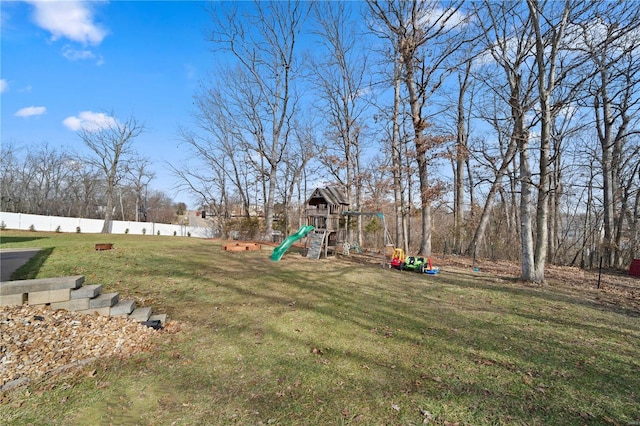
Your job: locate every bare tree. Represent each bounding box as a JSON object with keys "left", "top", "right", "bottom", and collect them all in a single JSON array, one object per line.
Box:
[
  {"left": 367, "top": 0, "right": 467, "bottom": 255},
  {"left": 1, "top": 141, "right": 101, "bottom": 218},
  {"left": 310, "top": 1, "right": 372, "bottom": 245},
  {"left": 363, "top": 6, "right": 409, "bottom": 252},
  {"left": 465, "top": 109, "right": 518, "bottom": 260},
  {"left": 205, "top": 1, "right": 309, "bottom": 241},
  {"left": 29, "top": 144, "right": 75, "bottom": 216},
  {"left": 390, "top": 55, "right": 411, "bottom": 253},
  {"left": 74, "top": 164, "right": 102, "bottom": 219},
  {"left": 178, "top": 85, "right": 254, "bottom": 220},
  {"left": 126, "top": 156, "right": 155, "bottom": 222},
  {"left": 451, "top": 57, "right": 474, "bottom": 254},
  {"left": 631, "top": 165, "right": 640, "bottom": 259},
  {"left": 469, "top": 1, "right": 537, "bottom": 275},
  {"left": 526, "top": 0, "right": 576, "bottom": 282},
  {"left": 576, "top": 1, "right": 640, "bottom": 266},
  {"left": 170, "top": 133, "right": 232, "bottom": 219},
  {"left": 277, "top": 121, "right": 315, "bottom": 236},
  {"left": 78, "top": 114, "right": 144, "bottom": 233},
  {"left": 0, "top": 141, "right": 23, "bottom": 213}
]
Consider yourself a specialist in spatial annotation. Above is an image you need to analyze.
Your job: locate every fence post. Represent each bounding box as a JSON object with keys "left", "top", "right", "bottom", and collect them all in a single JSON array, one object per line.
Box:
[{"left": 597, "top": 256, "right": 603, "bottom": 289}]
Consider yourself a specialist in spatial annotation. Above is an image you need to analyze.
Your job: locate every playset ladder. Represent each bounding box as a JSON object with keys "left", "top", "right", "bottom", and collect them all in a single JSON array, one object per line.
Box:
[{"left": 307, "top": 230, "right": 326, "bottom": 260}]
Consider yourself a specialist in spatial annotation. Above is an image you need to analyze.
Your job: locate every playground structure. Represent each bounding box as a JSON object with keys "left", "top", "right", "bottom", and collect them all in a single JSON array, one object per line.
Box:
[
  {"left": 272, "top": 186, "right": 381, "bottom": 262},
  {"left": 304, "top": 186, "right": 392, "bottom": 266},
  {"left": 270, "top": 186, "right": 438, "bottom": 273},
  {"left": 270, "top": 225, "right": 314, "bottom": 261},
  {"left": 303, "top": 187, "right": 350, "bottom": 259},
  {"left": 341, "top": 210, "right": 392, "bottom": 268}
]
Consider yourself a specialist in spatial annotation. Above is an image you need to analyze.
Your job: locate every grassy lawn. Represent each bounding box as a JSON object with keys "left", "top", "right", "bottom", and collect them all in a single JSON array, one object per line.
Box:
[{"left": 1, "top": 230, "right": 639, "bottom": 425}]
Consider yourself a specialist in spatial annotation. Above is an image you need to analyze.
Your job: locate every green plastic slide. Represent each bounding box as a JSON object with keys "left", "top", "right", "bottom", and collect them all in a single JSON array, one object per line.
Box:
[{"left": 270, "top": 225, "right": 315, "bottom": 261}]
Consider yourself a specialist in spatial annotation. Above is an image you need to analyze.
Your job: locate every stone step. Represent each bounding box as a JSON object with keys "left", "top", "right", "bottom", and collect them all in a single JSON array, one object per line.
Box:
[
  {"left": 110, "top": 299, "right": 136, "bottom": 316},
  {"left": 50, "top": 297, "right": 90, "bottom": 311},
  {"left": 149, "top": 313, "right": 167, "bottom": 326},
  {"left": 1, "top": 274, "right": 167, "bottom": 328},
  {"left": 71, "top": 284, "right": 102, "bottom": 299},
  {"left": 1, "top": 293, "right": 26, "bottom": 306},
  {"left": 89, "top": 292, "right": 119, "bottom": 308},
  {"left": 1, "top": 275, "right": 84, "bottom": 296},
  {"left": 29, "top": 288, "right": 71, "bottom": 305},
  {"left": 129, "top": 306, "right": 152, "bottom": 321}
]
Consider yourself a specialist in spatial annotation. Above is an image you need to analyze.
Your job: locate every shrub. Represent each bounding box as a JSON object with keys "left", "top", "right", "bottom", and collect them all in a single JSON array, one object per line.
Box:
[
  {"left": 157, "top": 230, "right": 160, "bottom": 236},
  {"left": 29, "top": 224, "right": 35, "bottom": 232},
  {"left": 125, "top": 228, "right": 129, "bottom": 234},
  {"left": 55, "top": 226, "right": 62, "bottom": 233},
  {"left": 0, "top": 221, "right": 6, "bottom": 230},
  {"left": 173, "top": 231, "right": 177, "bottom": 236},
  {"left": 187, "top": 232, "right": 191, "bottom": 237},
  {"left": 142, "top": 228, "right": 147, "bottom": 235},
  {"left": 225, "top": 217, "right": 262, "bottom": 241},
  {"left": 76, "top": 226, "right": 81, "bottom": 233}
]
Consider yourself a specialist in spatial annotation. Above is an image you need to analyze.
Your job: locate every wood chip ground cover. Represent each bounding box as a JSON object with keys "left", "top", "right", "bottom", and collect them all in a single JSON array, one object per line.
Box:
[{"left": 0, "top": 304, "right": 158, "bottom": 390}]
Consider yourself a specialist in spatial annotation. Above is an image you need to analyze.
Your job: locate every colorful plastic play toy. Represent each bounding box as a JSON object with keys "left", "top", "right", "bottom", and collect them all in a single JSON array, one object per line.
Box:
[
  {"left": 401, "top": 256, "right": 427, "bottom": 272},
  {"left": 400, "top": 255, "right": 440, "bottom": 274},
  {"left": 389, "top": 248, "right": 406, "bottom": 269},
  {"left": 270, "top": 225, "right": 314, "bottom": 261}
]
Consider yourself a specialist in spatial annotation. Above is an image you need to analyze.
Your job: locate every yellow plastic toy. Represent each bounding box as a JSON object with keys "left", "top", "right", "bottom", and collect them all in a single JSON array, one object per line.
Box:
[{"left": 389, "top": 248, "right": 405, "bottom": 269}]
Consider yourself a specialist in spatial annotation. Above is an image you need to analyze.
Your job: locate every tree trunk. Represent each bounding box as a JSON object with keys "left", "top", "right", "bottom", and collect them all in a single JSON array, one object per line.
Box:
[
  {"left": 466, "top": 142, "right": 517, "bottom": 258},
  {"left": 391, "top": 59, "right": 406, "bottom": 251},
  {"left": 454, "top": 60, "right": 471, "bottom": 254},
  {"left": 102, "top": 180, "right": 114, "bottom": 233},
  {"left": 404, "top": 57, "right": 432, "bottom": 256},
  {"left": 519, "top": 136, "right": 536, "bottom": 281}
]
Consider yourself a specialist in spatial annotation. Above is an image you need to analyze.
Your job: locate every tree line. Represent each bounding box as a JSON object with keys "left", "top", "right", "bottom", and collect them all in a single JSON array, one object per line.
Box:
[
  {"left": 175, "top": 0, "right": 639, "bottom": 282},
  {"left": 1, "top": 119, "right": 184, "bottom": 227}
]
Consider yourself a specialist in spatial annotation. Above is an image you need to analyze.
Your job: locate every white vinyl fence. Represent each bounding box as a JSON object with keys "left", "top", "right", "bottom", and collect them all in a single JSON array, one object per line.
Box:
[{"left": 0, "top": 212, "right": 215, "bottom": 238}]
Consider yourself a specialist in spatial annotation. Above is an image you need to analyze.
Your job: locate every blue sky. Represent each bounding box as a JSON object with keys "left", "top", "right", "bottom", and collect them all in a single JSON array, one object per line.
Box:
[{"left": 1, "top": 1, "right": 214, "bottom": 199}]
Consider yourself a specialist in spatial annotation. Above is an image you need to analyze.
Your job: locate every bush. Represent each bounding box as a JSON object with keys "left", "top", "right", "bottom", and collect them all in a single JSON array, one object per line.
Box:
[
  {"left": 142, "top": 228, "right": 147, "bottom": 235},
  {"left": 125, "top": 228, "right": 129, "bottom": 234},
  {"left": 0, "top": 221, "right": 6, "bottom": 230},
  {"left": 157, "top": 230, "right": 160, "bottom": 236},
  {"left": 55, "top": 226, "right": 62, "bottom": 233},
  {"left": 225, "top": 217, "right": 262, "bottom": 240},
  {"left": 76, "top": 226, "right": 81, "bottom": 233},
  {"left": 29, "top": 224, "right": 35, "bottom": 232},
  {"left": 173, "top": 231, "right": 177, "bottom": 236}
]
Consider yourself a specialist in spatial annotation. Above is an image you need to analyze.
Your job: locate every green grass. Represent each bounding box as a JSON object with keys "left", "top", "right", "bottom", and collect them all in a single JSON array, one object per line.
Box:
[{"left": 1, "top": 230, "right": 639, "bottom": 425}]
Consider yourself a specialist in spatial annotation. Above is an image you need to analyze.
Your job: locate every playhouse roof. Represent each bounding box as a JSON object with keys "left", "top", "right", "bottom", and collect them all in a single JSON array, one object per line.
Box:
[{"left": 308, "top": 186, "right": 349, "bottom": 206}]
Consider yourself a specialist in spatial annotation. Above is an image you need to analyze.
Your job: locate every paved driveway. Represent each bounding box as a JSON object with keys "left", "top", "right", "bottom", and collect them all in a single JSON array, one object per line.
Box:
[
  {"left": 187, "top": 210, "right": 209, "bottom": 227},
  {"left": 0, "top": 249, "right": 40, "bottom": 282}
]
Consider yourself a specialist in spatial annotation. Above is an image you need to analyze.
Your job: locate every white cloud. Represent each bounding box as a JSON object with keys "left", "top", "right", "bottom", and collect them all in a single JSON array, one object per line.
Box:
[
  {"left": 61, "top": 44, "right": 104, "bottom": 64},
  {"left": 0, "top": 79, "right": 7, "bottom": 93},
  {"left": 25, "top": 0, "right": 107, "bottom": 45},
  {"left": 63, "top": 111, "right": 118, "bottom": 132},
  {"left": 15, "top": 106, "right": 47, "bottom": 117},
  {"left": 416, "top": 7, "right": 470, "bottom": 31},
  {"left": 62, "top": 45, "right": 94, "bottom": 60}
]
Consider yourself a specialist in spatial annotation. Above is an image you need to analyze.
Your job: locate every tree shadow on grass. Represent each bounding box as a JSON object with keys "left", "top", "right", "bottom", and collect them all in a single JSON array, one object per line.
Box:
[
  {"left": 0, "top": 235, "right": 48, "bottom": 245},
  {"left": 11, "top": 247, "right": 54, "bottom": 280},
  {"left": 448, "top": 269, "right": 640, "bottom": 319}
]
